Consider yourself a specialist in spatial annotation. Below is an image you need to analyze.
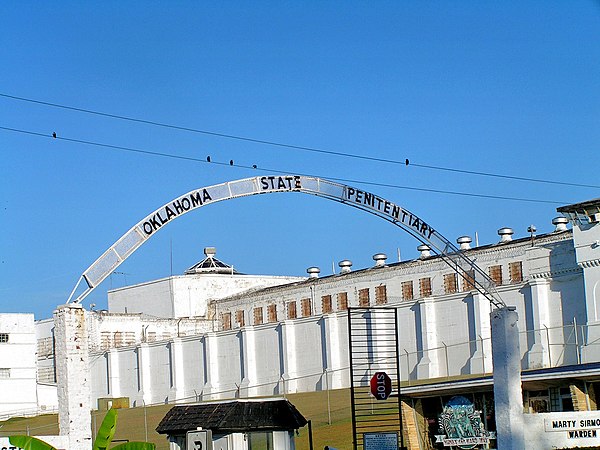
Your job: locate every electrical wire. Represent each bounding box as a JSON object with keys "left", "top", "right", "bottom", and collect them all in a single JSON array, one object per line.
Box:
[
  {"left": 0, "top": 125, "right": 567, "bottom": 205},
  {"left": 2, "top": 92, "right": 598, "bottom": 189}
]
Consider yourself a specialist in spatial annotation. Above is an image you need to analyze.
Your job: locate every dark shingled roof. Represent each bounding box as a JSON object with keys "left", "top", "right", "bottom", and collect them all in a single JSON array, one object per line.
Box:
[
  {"left": 156, "top": 399, "right": 308, "bottom": 435},
  {"left": 557, "top": 198, "right": 600, "bottom": 214}
]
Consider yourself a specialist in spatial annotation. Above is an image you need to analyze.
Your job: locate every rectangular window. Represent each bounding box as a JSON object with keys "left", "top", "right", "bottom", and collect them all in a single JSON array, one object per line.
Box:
[
  {"left": 401, "top": 281, "right": 414, "bottom": 301},
  {"left": 236, "top": 310, "right": 245, "bottom": 328},
  {"left": 248, "top": 431, "right": 273, "bottom": 449},
  {"left": 358, "top": 288, "right": 370, "bottom": 307},
  {"left": 253, "top": 307, "right": 263, "bottom": 325},
  {"left": 100, "top": 332, "right": 112, "bottom": 350},
  {"left": 287, "top": 301, "right": 297, "bottom": 319},
  {"left": 509, "top": 261, "right": 523, "bottom": 283},
  {"left": 301, "top": 298, "right": 312, "bottom": 317},
  {"left": 321, "top": 295, "right": 333, "bottom": 314},
  {"left": 337, "top": 292, "right": 348, "bottom": 310},
  {"left": 37, "top": 337, "right": 54, "bottom": 357},
  {"left": 419, "top": 277, "right": 432, "bottom": 297},
  {"left": 489, "top": 265, "right": 503, "bottom": 285},
  {"left": 0, "top": 333, "right": 8, "bottom": 343},
  {"left": 0, "top": 368, "right": 10, "bottom": 379},
  {"left": 444, "top": 273, "right": 458, "bottom": 294},
  {"left": 267, "top": 304, "right": 277, "bottom": 323},
  {"left": 462, "top": 270, "right": 476, "bottom": 291},
  {"left": 221, "top": 312, "right": 232, "bottom": 331},
  {"left": 375, "top": 285, "right": 387, "bottom": 305}
]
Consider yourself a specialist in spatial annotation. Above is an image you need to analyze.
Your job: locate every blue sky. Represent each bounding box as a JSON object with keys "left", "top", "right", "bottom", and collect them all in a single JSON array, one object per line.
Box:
[{"left": 1, "top": 2, "right": 599, "bottom": 319}]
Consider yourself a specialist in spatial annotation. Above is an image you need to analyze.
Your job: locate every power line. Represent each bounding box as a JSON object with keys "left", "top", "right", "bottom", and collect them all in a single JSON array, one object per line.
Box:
[
  {"left": 0, "top": 125, "right": 567, "bottom": 205},
  {"left": 2, "top": 92, "right": 598, "bottom": 189}
]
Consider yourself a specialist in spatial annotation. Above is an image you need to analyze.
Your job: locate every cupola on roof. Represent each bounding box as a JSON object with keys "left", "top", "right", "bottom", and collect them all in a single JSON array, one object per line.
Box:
[{"left": 184, "top": 247, "right": 239, "bottom": 275}]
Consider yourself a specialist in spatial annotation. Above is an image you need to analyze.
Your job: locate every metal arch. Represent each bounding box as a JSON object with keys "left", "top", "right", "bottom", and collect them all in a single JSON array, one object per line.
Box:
[{"left": 67, "top": 175, "right": 505, "bottom": 308}]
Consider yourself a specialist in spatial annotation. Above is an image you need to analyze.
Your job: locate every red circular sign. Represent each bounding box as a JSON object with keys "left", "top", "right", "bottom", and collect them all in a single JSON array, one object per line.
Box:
[{"left": 370, "top": 371, "right": 392, "bottom": 400}]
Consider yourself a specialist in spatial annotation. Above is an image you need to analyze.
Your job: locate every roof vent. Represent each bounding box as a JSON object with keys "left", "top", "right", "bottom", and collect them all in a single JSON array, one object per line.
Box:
[
  {"left": 185, "top": 247, "right": 237, "bottom": 275},
  {"left": 373, "top": 253, "right": 387, "bottom": 267},
  {"left": 498, "top": 227, "right": 514, "bottom": 243},
  {"left": 307, "top": 267, "right": 320, "bottom": 278},
  {"left": 417, "top": 244, "right": 431, "bottom": 259},
  {"left": 457, "top": 236, "right": 472, "bottom": 250},
  {"left": 552, "top": 217, "right": 569, "bottom": 232},
  {"left": 339, "top": 260, "right": 353, "bottom": 274}
]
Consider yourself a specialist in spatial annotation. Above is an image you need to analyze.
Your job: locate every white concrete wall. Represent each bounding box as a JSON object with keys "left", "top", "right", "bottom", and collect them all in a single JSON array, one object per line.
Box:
[
  {"left": 0, "top": 314, "right": 37, "bottom": 415},
  {"left": 53, "top": 304, "right": 92, "bottom": 450},
  {"left": 85, "top": 231, "right": 599, "bottom": 407},
  {"left": 108, "top": 274, "right": 305, "bottom": 318},
  {"left": 37, "top": 383, "right": 59, "bottom": 412}
]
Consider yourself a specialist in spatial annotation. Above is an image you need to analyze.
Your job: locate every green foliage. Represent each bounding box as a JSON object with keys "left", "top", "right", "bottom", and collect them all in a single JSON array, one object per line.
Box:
[
  {"left": 93, "top": 408, "right": 119, "bottom": 450},
  {"left": 8, "top": 409, "right": 155, "bottom": 450},
  {"left": 8, "top": 435, "right": 57, "bottom": 450}
]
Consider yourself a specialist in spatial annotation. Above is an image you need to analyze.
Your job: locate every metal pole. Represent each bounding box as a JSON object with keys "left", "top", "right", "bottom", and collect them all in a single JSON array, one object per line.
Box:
[
  {"left": 544, "top": 325, "right": 552, "bottom": 367},
  {"left": 348, "top": 308, "right": 358, "bottom": 450},
  {"left": 442, "top": 342, "right": 449, "bottom": 379},
  {"left": 404, "top": 349, "right": 410, "bottom": 386},
  {"left": 325, "top": 369, "right": 332, "bottom": 425},
  {"left": 478, "top": 334, "right": 485, "bottom": 372},
  {"left": 143, "top": 400, "right": 148, "bottom": 442},
  {"left": 308, "top": 419, "right": 314, "bottom": 450},
  {"left": 394, "top": 309, "right": 405, "bottom": 450},
  {"left": 574, "top": 317, "right": 581, "bottom": 364}
]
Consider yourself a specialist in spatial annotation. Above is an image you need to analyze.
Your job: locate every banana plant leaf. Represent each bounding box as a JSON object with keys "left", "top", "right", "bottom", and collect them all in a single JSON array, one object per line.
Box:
[
  {"left": 111, "top": 442, "right": 156, "bottom": 450},
  {"left": 93, "top": 408, "right": 119, "bottom": 450},
  {"left": 9, "top": 435, "right": 57, "bottom": 450}
]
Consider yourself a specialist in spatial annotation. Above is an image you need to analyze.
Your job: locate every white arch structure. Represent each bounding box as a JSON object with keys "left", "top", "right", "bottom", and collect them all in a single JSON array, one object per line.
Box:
[{"left": 67, "top": 175, "right": 505, "bottom": 308}]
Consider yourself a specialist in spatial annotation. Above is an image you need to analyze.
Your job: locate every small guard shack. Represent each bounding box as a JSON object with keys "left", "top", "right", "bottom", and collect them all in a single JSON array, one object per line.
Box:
[{"left": 156, "top": 398, "right": 308, "bottom": 450}]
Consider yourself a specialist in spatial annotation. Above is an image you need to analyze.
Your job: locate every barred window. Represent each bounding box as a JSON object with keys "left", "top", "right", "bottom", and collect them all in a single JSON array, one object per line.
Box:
[
  {"left": 489, "top": 265, "right": 503, "bottom": 286},
  {"left": 462, "top": 270, "right": 476, "bottom": 291},
  {"left": 37, "top": 337, "right": 54, "bottom": 357},
  {"left": 236, "top": 310, "right": 245, "bottom": 327},
  {"left": 100, "top": 332, "right": 112, "bottom": 350},
  {"left": 419, "top": 277, "right": 432, "bottom": 297},
  {"left": 37, "top": 366, "right": 55, "bottom": 383},
  {"left": 222, "top": 312, "right": 232, "bottom": 331},
  {"left": 444, "top": 273, "right": 458, "bottom": 294},
  {"left": 358, "top": 288, "right": 370, "bottom": 307},
  {"left": 322, "top": 295, "right": 333, "bottom": 314},
  {"left": 375, "top": 285, "right": 388, "bottom": 305},
  {"left": 337, "top": 292, "right": 348, "bottom": 310},
  {"left": 287, "top": 301, "right": 297, "bottom": 319},
  {"left": 509, "top": 261, "right": 523, "bottom": 283},
  {"left": 402, "top": 281, "right": 414, "bottom": 301},
  {"left": 254, "top": 307, "right": 263, "bottom": 325},
  {"left": 0, "top": 333, "right": 8, "bottom": 343},
  {"left": 301, "top": 298, "right": 312, "bottom": 317},
  {"left": 267, "top": 304, "right": 277, "bottom": 323}
]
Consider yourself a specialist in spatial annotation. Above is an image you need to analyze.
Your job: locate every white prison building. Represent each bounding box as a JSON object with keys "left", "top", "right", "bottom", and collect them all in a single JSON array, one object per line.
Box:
[{"left": 1, "top": 198, "right": 600, "bottom": 448}]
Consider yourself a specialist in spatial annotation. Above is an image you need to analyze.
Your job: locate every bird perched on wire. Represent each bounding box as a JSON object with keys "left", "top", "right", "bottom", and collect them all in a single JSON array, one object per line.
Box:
[
  {"left": 229, "top": 160, "right": 234, "bottom": 166},
  {"left": 206, "top": 156, "right": 211, "bottom": 162},
  {"left": 52, "top": 132, "right": 57, "bottom": 138}
]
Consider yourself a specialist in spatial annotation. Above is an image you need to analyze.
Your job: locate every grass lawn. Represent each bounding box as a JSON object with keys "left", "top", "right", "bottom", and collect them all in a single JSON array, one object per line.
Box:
[{"left": 0, "top": 389, "right": 354, "bottom": 450}]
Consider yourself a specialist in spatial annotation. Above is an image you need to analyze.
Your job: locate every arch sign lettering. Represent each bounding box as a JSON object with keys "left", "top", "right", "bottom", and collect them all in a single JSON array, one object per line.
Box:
[{"left": 67, "top": 175, "right": 504, "bottom": 308}]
